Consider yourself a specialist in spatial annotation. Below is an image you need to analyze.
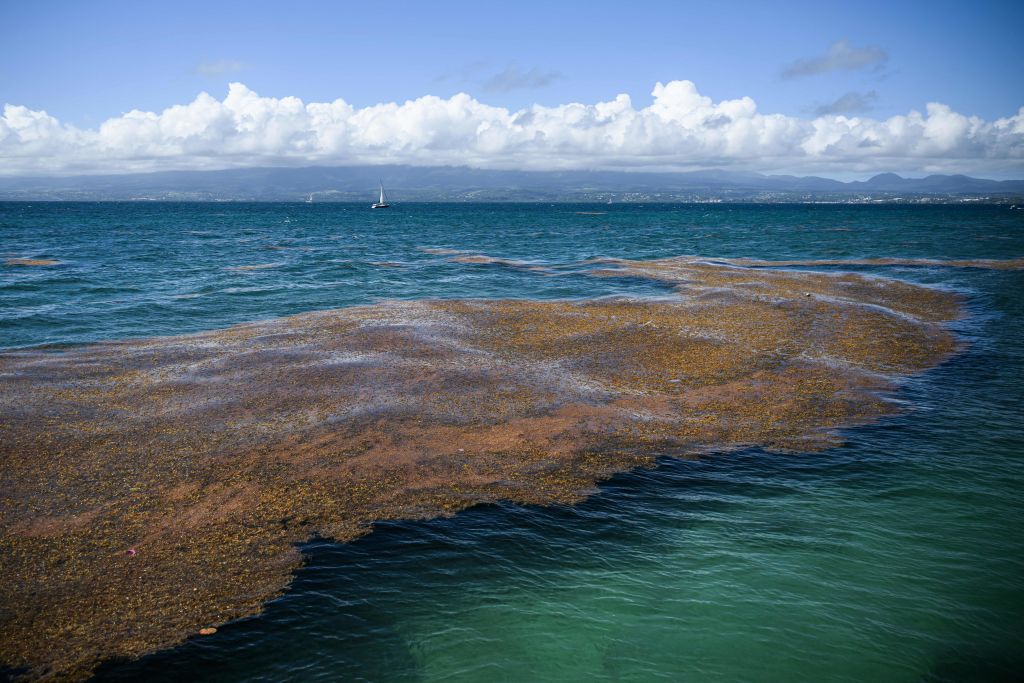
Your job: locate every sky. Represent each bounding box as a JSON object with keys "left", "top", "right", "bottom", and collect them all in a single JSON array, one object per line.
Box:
[{"left": 1, "top": 0, "right": 1022, "bottom": 178}]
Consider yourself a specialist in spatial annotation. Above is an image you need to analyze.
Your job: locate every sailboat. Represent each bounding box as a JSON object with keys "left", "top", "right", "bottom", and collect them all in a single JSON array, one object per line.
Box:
[{"left": 371, "top": 181, "right": 390, "bottom": 209}]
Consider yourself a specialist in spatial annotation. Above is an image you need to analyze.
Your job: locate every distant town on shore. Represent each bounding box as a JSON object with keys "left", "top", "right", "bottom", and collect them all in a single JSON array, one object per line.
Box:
[{"left": 2, "top": 165, "right": 1022, "bottom": 203}]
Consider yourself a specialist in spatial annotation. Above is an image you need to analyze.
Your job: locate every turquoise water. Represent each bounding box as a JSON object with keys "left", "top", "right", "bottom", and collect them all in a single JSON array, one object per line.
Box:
[{"left": 2, "top": 203, "right": 1023, "bottom": 682}]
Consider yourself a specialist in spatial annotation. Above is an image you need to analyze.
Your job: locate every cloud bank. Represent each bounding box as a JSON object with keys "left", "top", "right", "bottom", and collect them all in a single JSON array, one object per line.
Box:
[{"left": 1, "top": 80, "right": 1022, "bottom": 177}]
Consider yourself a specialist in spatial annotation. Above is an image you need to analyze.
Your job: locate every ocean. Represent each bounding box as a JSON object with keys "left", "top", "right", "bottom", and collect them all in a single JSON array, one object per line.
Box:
[{"left": 2, "top": 202, "right": 1022, "bottom": 682}]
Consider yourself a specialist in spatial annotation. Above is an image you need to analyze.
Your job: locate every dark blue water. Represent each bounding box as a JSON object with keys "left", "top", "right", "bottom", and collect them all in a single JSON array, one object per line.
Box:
[{"left": 3, "top": 203, "right": 1023, "bottom": 682}]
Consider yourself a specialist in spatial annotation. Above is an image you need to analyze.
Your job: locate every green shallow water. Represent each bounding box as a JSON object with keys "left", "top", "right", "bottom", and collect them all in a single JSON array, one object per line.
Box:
[{"left": 2, "top": 202, "right": 1023, "bottom": 681}]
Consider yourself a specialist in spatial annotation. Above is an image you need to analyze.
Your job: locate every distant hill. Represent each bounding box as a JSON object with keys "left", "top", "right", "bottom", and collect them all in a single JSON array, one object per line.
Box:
[{"left": 0, "top": 166, "right": 1022, "bottom": 202}]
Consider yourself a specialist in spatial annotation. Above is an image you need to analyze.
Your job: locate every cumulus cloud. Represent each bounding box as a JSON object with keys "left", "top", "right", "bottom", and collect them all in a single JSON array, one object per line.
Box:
[
  {"left": 194, "top": 59, "right": 247, "bottom": 77},
  {"left": 1, "top": 80, "right": 1022, "bottom": 176},
  {"left": 815, "top": 90, "right": 879, "bottom": 116},
  {"left": 482, "top": 64, "right": 562, "bottom": 92},
  {"left": 783, "top": 40, "right": 888, "bottom": 78}
]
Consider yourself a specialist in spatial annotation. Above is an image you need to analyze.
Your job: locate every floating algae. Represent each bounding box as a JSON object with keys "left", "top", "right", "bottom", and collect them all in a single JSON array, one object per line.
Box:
[
  {"left": 224, "top": 263, "right": 282, "bottom": 272},
  {"left": 418, "top": 247, "right": 466, "bottom": 255},
  {"left": 628, "top": 254, "right": 1024, "bottom": 271},
  {"left": 447, "top": 253, "right": 555, "bottom": 273},
  {"left": 0, "top": 258, "right": 963, "bottom": 681},
  {"left": 4, "top": 258, "right": 60, "bottom": 267}
]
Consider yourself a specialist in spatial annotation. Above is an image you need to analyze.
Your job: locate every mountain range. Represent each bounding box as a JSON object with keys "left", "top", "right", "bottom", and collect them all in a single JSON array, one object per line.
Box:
[{"left": 1, "top": 166, "right": 1022, "bottom": 202}]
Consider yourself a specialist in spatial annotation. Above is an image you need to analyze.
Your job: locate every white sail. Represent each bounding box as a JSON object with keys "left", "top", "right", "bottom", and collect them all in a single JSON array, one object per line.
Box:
[{"left": 372, "top": 180, "right": 390, "bottom": 208}]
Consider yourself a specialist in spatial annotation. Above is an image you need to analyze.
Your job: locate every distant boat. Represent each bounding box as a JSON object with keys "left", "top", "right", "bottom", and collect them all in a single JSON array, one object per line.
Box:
[
  {"left": 306, "top": 193, "right": 314, "bottom": 203},
  {"left": 371, "top": 181, "right": 390, "bottom": 209}
]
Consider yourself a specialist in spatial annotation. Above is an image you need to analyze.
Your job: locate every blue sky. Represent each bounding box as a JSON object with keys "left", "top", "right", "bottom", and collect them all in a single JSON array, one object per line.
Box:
[{"left": 1, "top": 0, "right": 1022, "bottom": 177}]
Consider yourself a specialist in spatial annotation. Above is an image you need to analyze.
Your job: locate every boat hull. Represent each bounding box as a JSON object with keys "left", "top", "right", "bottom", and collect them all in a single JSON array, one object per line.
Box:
[{"left": 371, "top": 203, "right": 390, "bottom": 209}]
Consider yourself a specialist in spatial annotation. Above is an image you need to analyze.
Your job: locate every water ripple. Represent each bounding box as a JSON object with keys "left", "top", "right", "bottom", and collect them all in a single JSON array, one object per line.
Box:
[{"left": 3, "top": 202, "right": 1022, "bottom": 682}]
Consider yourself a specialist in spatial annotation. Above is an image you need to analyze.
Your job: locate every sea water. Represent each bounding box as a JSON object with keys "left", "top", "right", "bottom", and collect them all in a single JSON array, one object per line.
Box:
[{"left": 2, "top": 202, "right": 1022, "bottom": 682}]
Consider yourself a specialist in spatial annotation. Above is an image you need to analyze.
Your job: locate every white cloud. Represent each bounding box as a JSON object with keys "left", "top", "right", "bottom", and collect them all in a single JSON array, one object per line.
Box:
[{"left": 1, "top": 80, "right": 1022, "bottom": 176}]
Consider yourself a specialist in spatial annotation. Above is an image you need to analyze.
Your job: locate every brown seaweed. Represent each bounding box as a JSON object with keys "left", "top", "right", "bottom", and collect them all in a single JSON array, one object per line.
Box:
[
  {"left": 0, "top": 258, "right": 962, "bottom": 680},
  {"left": 595, "top": 254, "right": 1024, "bottom": 271},
  {"left": 4, "top": 259, "right": 60, "bottom": 267}
]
